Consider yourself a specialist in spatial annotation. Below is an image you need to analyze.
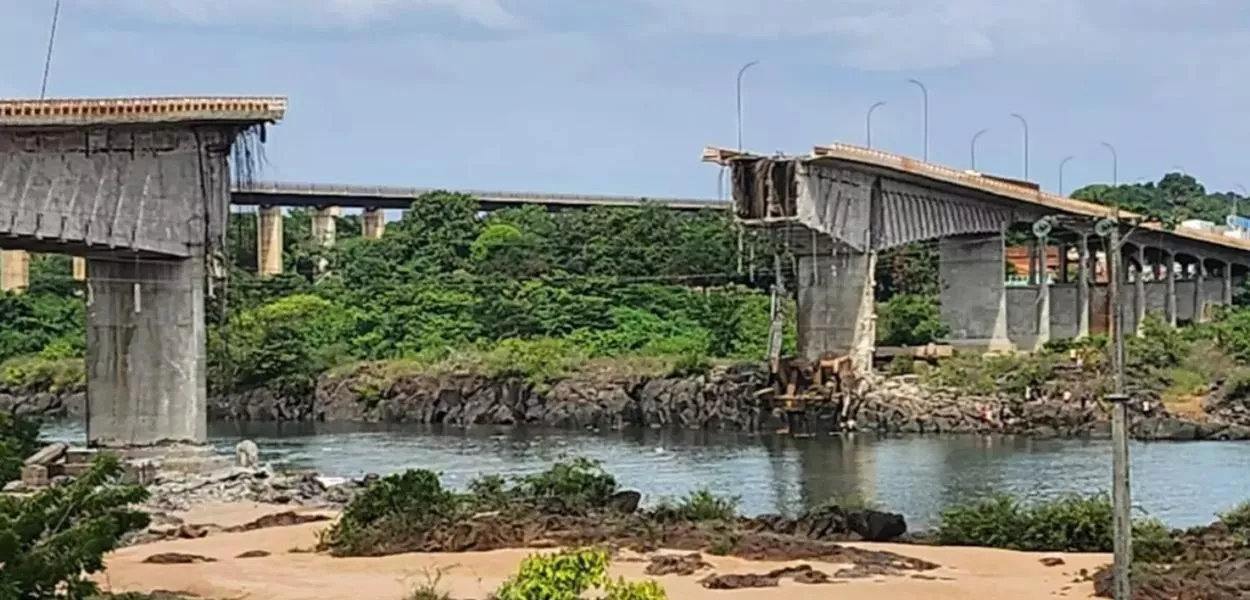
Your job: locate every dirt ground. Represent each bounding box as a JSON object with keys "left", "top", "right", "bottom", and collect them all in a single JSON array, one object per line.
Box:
[{"left": 97, "top": 503, "right": 1110, "bottom": 600}]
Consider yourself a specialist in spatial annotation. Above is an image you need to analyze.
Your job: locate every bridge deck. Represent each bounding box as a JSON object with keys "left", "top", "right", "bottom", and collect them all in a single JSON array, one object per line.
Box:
[
  {"left": 232, "top": 181, "right": 726, "bottom": 211},
  {"left": 703, "top": 142, "right": 1250, "bottom": 256}
]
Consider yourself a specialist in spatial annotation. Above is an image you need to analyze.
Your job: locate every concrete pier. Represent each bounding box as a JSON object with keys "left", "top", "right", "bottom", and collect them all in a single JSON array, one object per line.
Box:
[
  {"left": 795, "top": 251, "right": 875, "bottom": 366},
  {"left": 363, "top": 208, "right": 386, "bottom": 239},
  {"left": 311, "top": 206, "right": 340, "bottom": 247},
  {"left": 939, "top": 234, "right": 1011, "bottom": 351},
  {"left": 0, "top": 250, "right": 29, "bottom": 292},
  {"left": 72, "top": 256, "right": 86, "bottom": 282},
  {"left": 258, "top": 206, "right": 283, "bottom": 277},
  {"left": 86, "top": 256, "right": 207, "bottom": 446}
]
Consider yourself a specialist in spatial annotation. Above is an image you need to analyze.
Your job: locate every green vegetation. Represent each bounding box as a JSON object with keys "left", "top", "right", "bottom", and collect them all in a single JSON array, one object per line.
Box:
[
  {"left": 493, "top": 548, "right": 666, "bottom": 600},
  {"left": 650, "top": 487, "right": 740, "bottom": 522},
  {"left": 934, "top": 493, "right": 1178, "bottom": 561},
  {"left": 321, "top": 457, "right": 623, "bottom": 556},
  {"left": 0, "top": 415, "right": 151, "bottom": 599}
]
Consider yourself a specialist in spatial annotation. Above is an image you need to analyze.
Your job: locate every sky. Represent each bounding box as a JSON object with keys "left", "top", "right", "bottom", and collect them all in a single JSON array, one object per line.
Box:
[{"left": 2, "top": 0, "right": 1250, "bottom": 201}]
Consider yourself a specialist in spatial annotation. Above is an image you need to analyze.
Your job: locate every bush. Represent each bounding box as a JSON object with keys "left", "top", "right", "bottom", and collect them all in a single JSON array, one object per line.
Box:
[
  {"left": 650, "top": 488, "right": 739, "bottom": 522},
  {"left": 511, "top": 458, "right": 618, "bottom": 510},
  {"left": 0, "top": 455, "right": 150, "bottom": 598},
  {"left": 936, "top": 493, "right": 1182, "bottom": 557},
  {"left": 492, "top": 548, "right": 665, "bottom": 600},
  {"left": 0, "top": 355, "right": 85, "bottom": 394},
  {"left": 0, "top": 412, "right": 41, "bottom": 482},
  {"left": 1218, "top": 500, "right": 1250, "bottom": 534},
  {"left": 320, "top": 469, "right": 461, "bottom": 556},
  {"left": 876, "top": 293, "right": 949, "bottom": 346}
]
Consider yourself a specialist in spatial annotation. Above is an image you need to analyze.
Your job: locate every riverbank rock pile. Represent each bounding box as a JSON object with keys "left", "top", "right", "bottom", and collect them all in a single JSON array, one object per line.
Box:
[
  {"left": 1092, "top": 521, "right": 1250, "bottom": 600},
  {"left": 142, "top": 464, "right": 363, "bottom": 513},
  {"left": 210, "top": 363, "right": 774, "bottom": 430}
]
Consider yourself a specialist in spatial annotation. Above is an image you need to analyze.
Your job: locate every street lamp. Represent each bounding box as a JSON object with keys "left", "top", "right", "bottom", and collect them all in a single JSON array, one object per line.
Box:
[
  {"left": 1059, "top": 155, "right": 1075, "bottom": 196},
  {"left": 1101, "top": 141, "right": 1118, "bottom": 186},
  {"left": 970, "top": 128, "right": 989, "bottom": 171},
  {"left": 906, "top": 79, "right": 929, "bottom": 160},
  {"left": 1010, "top": 113, "right": 1029, "bottom": 179},
  {"left": 736, "top": 61, "right": 759, "bottom": 150},
  {"left": 866, "top": 101, "right": 887, "bottom": 148}
]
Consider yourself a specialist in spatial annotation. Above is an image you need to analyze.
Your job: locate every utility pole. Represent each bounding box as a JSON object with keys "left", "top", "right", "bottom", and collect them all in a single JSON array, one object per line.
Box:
[{"left": 1100, "top": 216, "right": 1132, "bottom": 600}]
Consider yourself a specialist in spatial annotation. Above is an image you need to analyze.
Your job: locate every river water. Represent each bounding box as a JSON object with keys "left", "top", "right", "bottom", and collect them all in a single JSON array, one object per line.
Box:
[{"left": 44, "top": 421, "right": 1250, "bottom": 530}]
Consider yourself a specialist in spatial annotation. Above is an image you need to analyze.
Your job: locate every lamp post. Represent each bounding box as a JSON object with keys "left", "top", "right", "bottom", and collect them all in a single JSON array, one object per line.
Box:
[
  {"left": 1059, "top": 155, "right": 1075, "bottom": 196},
  {"left": 970, "top": 128, "right": 989, "bottom": 171},
  {"left": 1010, "top": 113, "right": 1029, "bottom": 179},
  {"left": 867, "top": 101, "right": 887, "bottom": 148},
  {"left": 906, "top": 79, "right": 928, "bottom": 160},
  {"left": 735, "top": 61, "right": 759, "bottom": 150},
  {"left": 1101, "top": 141, "right": 1118, "bottom": 186}
]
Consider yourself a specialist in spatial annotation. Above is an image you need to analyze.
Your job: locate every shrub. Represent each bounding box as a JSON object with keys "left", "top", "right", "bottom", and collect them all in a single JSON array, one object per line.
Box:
[
  {"left": 492, "top": 548, "right": 665, "bottom": 600},
  {"left": 0, "top": 412, "right": 41, "bottom": 482},
  {"left": 320, "top": 469, "right": 461, "bottom": 556},
  {"left": 1219, "top": 500, "right": 1250, "bottom": 534},
  {"left": 936, "top": 493, "right": 1182, "bottom": 557},
  {"left": 651, "top": 488, "right": 739, "bottom": 522},
  {"left": 876, "top": 293, "right": 949, "bottom": 346},
  {"left": 511, "top": 458, "right": 618, "bottom": 510},
  {"left": 0, "top": 455, "right": 150, "bottom": 598}
]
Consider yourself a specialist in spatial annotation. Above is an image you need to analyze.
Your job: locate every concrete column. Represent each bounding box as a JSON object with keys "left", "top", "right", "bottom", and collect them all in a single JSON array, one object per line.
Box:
[
  {"left": 1077, "top": 234, "right": 1091, "bottom": 338},
  {"left": 257, "top": 206, "right": 283, "bottom": 277},
  {"left": 1164, "top": 250, "right": 1177, "bottom": 326},
  {"left": 1194, "top": 259, "right": 1208, "bottom": 322},
  {"left": 795, "top": 250, "right": 876, "bottom": 371},
  {"left": 363, "top": 208, "right": 386, "bottom": 239},
  {"left": 1033, "top": 237, "right": 1050, "bottom": 349},
  {"left": 1027, "top": 241, "right": 1040, "bottom": 285},
  {"left": 1059, "top": 243, "right": 1070, "bottom": 283},
  {"left": 86, "top": 256, "right": 206, "bottom": 446},
  {"left": 939, "top": 233, "right": 1012, "bottom": 351},
  {"left": 1222, "top": 261, "right": 1234, "bottom": 306},
  {"left": 311, "top": 206, "right": 340, "bottom": 247},
  {"left": 72, "top": 256, "right": 87, "bottom": 282},
  {"left": 0, "top": 250, "right": 30, "bottom": 293},
  {"left": 1134, "top": 245, "right": 1146, "bottom": 331}
]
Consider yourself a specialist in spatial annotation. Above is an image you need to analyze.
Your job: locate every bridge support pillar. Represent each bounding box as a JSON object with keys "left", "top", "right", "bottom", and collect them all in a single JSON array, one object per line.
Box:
[
  {"left": 795, "top": 250, "right": 876, "bottom": 369},
  {"left": 86, "top": 256, "right": 206, "bottom": 446},
  {"left": 1134, "top": 246, "right": 1146, "bottom": 334},
  {"left": 1194, "top": 259, "right": 1208, "bottom": 323},
  {"left": 0, "top": 250, "right": 29, "bottom": 293},
  {"left": 311, "top": 206, "right": 340, "bottom": 247},
  {"left": 1078, "top": 234, "right": 1092, "bottom": 338},
  {"left": 72, "top": 256, "right": 86, "bottom": 282},
  {"left": 257, "top": 206, "right": 283, "bottom": 277},
  {"left": 1163, "top": 250, "right": 1177, "bottom": 326},
  {"left": 363, "top": 208, "right": 386, "bottom": 239},
  {"left": 1222, "top": 261, "right": 1234, "bottom": 307},
  {"left": 938, "top": 233, "right": 1012, "bottom": 351}
]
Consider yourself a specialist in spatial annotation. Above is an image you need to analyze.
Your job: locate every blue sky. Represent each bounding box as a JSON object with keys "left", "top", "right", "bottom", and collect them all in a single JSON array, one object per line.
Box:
[{"left": 2, "top": 0, "right": 1249, "bottom": 201}]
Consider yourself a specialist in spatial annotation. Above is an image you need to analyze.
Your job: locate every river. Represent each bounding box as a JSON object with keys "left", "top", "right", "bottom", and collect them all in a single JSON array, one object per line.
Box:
[{"left": 43, "top": 421, "right": 1250, "bottom": 530}]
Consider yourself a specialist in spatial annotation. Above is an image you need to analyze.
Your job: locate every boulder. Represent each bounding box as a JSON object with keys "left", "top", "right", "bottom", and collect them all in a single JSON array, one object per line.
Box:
[
  {"left": 846, "top": 509, "right": 907, "bottom": 542},
  {"left": 606, "top": 490, "right": 641, "bottom": 514}
]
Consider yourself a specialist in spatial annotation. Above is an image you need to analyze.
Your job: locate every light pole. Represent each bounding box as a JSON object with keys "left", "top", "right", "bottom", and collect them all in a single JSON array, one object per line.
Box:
[
  {"left": 736, "top": 61, "right": 759, "bottom": 151},
  {"left": 40, "top": 0, "right": 62, "bottom": 99},
  {"left": 906, "top": 79, "right": 929, "bottom": 160},
  {"left": 1059, "top": 155, "right": 1075, "bottom": 196},
  {"left": 970, "top": 128, "right": 989, "bottom": 171},
  {"left": 1101, "top": 141, "right": 1118, "bottom": 186},
  {"left": 1010, "top": 113, "right": 1029, "bottom": 179},
  {"left": 866, "top": 101, "right": 887, "bottom": 148}
]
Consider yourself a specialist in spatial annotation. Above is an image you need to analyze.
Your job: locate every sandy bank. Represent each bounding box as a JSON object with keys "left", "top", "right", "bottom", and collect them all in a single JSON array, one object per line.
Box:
[{"left": 95, "top": 503, "right": 1109, "bottom": 600}]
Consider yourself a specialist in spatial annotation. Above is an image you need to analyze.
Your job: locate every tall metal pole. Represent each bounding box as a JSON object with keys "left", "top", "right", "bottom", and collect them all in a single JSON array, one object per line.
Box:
[
  {"left": 1010, "top": 113, "right": 1029, "bottom": 179},
  {"left": 736, "top": 61, "right": 758, "bottom": 151},
  {"left": 1059, "top": 155, "right": 1075, "bottom": 196},
  {"left": 866, "top": 101, "right": 887, "bottom": 148},
  {"left": 906, "top": 79, "right": 929, "bottom": 160},
  {"left": 1106, "top": 221, "right": 1132, "bottom": 600},
  {"left": 970, "top": 128, "right": 989, "bottom": 170},
  {"left": 734, "top": 60, "right": 757, "bottom": 275},
  {"left": 40, "top": 0, "right": 63, "bottom": 100},
  {"left": 1101, "top": 141, "right": 1118, "bottom": 186}
]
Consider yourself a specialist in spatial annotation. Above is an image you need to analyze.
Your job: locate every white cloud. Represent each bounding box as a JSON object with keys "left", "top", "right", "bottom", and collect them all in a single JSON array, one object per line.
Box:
[{"left": 88, "top": 0, "right": 522, "bottom": 29}]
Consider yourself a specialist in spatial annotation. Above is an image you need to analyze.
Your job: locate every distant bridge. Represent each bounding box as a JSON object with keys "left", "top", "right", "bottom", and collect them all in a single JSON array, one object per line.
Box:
[{"left": 231, "top": 181, "right": 727, "bottom": 212}]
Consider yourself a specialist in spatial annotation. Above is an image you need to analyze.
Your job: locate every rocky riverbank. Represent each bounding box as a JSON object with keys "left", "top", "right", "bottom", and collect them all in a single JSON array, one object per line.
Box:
[{"left": 11, "top": 359, "right": 1250, "bottom": 440}]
